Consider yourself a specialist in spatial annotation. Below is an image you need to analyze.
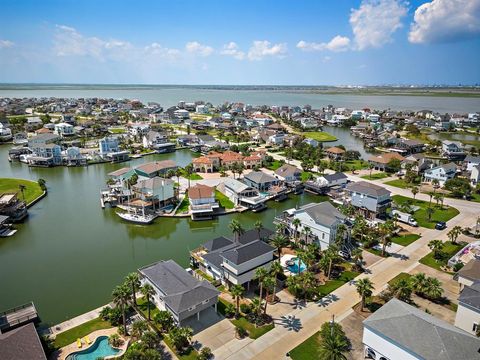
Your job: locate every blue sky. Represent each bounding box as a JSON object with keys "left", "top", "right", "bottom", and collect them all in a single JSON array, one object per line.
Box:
[{"left": 1, "top": 0, "right": 479, "bottom": 85}]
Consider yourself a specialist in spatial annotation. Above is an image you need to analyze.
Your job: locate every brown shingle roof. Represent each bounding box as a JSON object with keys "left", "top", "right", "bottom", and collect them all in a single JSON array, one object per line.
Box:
[
  {"left": 135, "top": 160, "right": 177, "bottom": 174},
  {"left": 368, "top": 152, "right": 405, "bottom": 164},
  {"left": 325, "top": 146, "right": 345, "bottom": 154},
  {"left": 188, "top": 184, "right": 215, "bottom": 199},
  {"left": 0, "top": 323, "right": 47, "bottom": 360}
]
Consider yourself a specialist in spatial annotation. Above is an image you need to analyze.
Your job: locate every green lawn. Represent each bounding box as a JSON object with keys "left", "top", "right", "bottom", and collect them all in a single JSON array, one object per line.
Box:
[
  {"left": 54, "top": 317, "right": 111, "bottom": 349},
  {"left": 392, "top": 195, "right": 459, "bottom": 229},
  {"left": 215, "top": 190, "right": 234, "bottom": 209},
  {"left": 163, "top": 336, "right": 199, "bottom": 360},
  {"left": 266, "top": 160, "right": 283, "bottom": 170},
  {"left": 181, "top": 170, "right": 203, "bottom": 180},
  {"left": 176, "top": 194, "right": 190, "bottom": 214},
  {"left": 137, "top": 296, "right": 161, "bottom": 320},
  {"left": 317, "top": 270, "right": 360, "bottom": 297},
  {"left": 391, "top": 233, "right": 421, "bottom": 246},
  {"left": 385, "top": 179, "right": 414, "bottom": 189},
  {"left": 344, "top": 160, "right": 369, "bottom": 171},
  {"left": 0, "top": 178, "right": 44, "bottom": 205},
  {"left": 231, "top": 317, "right": 274, "bottom": 339},
  {"left": 387, "top": 272, "right": 412, "bottom": 286},
  {"left": 303, "top": 131, "right": 337, "bottom": 142},
  {"left": 361, "top": 172, "right": 389, "bottom": 180},
  {"left": 301, "top": 171, "right": 314, "bottom": 181},
  {"left": 289, "top": 331, "right": 320, "bottom": 360},
  {"left": 108, "top": 128, "right": 126, "bottom": 134},
  {"left": 419, "top": 241, "right": 466, "bottom": 272}
]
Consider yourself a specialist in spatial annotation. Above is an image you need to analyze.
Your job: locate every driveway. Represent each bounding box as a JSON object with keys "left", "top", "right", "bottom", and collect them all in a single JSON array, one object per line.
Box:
[{"left": 189, "top": 308, "right": 236, "bottom": 352}]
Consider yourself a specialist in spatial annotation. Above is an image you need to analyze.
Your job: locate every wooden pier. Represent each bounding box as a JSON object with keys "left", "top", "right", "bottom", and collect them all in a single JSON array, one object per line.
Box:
[{"left": 0, "top": 302, "right": 39, "bottom": 333}]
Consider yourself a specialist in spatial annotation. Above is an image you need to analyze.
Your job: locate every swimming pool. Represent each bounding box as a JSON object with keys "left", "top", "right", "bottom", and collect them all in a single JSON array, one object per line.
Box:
[
  {"left": 66, "top": 336, "right": 120, "bottom": 360},
  {"left": 287, "top": 257, "right": 307, "bottom": 274}
]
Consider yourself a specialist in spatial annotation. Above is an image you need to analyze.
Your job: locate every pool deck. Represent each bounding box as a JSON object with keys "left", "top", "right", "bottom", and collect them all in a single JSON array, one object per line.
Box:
[{"left": 50, "top": 327, "right": 129, "bottom": 360}]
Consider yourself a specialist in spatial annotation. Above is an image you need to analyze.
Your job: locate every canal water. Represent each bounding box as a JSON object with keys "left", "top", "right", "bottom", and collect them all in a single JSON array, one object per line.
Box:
[{"left": 0, "top": 146, "right": 325, "bottom": 325}]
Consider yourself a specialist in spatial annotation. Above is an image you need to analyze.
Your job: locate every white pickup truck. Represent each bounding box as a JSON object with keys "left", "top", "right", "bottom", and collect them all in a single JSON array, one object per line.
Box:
[{"left": 392, "top": 209, "right": 418, "bottom": 227}]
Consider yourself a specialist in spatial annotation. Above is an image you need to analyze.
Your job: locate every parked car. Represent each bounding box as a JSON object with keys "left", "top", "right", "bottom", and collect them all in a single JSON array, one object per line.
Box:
[
  {"left": 338, "top": 250, "right": 351, "bottom": 260},
  {"left": 435, "top": 221, "right": 447, "bottom": 230}
]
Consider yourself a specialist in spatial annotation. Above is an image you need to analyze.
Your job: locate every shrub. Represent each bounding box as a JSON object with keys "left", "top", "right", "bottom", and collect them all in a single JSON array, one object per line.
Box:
[
  {"left": 240, "top": 303, "right": 251, "bottom": 314},
  {"left": 224, "top": 303, "right": 235, "bottom": 318},
  {"left": 198, "top": 347, "right": 213, "bottom": 360},
  {"left": 235, "top": 326, "right": 248, "bottom": 339}
]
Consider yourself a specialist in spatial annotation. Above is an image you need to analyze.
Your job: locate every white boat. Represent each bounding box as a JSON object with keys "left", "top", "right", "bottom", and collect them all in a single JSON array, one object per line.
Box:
[{"left": 116, "top": 211, "right": 156, "bottom": 224}]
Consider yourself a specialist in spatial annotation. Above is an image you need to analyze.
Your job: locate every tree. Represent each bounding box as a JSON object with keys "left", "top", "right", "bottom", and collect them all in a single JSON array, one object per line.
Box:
[
  {"left": 254, "top": 267, "right": 268, "bottom": 309},
  {"left": 303, "top": 226, "right": 312, "bottom": 246},
  {"left": 112, "top": 284, "right": 132, "bottom": 335},
  {"left": 410, "top": 273, "right": 428, "bottom": 295},
  {"left": 262, "top": 275, "right": 276, "bottom": 314},
  {"left": 322, "top": 245, "right": 341, "bottom": 279},
  {"left": 184, "top": 164, "right": 194, "bottom": 189},
  {"left": 231, "top": 285, "right": 245, "bottom": 318},
  {"left": 444, "top": 178, "right": 472, "bottom": 198},
  {"left": 378, "top": 221, "right": 394, "bottom": 257},
  {"left": 154, "top": 310, "right": 174, "bottom": 333},
  {"left": 335, "top": 224, "right": 348, "bottom": 250},
  {"left": 131, "top": 320, "right": 148, "bottom": 340},
  {"left": 168, "top": 327, "right": 193, "bottom": 352},
  {"left": 125, "top": 272, "right": 141, "bottom": 305},
  {"left": 386, "top": 158, "right": 402, "bottom": 173},
  {"left": 447, "top": 226, "right": 462, "bottom": 244},
  {"left": 355, "top": 278, "right": 374, "bottom": 311},
  {"left": 426, "top": 206, "right": 435, "bottom": 221},
  {"left": 109, "top": 333, "right": 123, "bottom": 348},
  {"left": 229, "top": 219, "right": 245, "bottom": 243},
  {"left": 428, "top": 240, "right": 445, "bottom": 260},
  {"left": 389, "top": 279, "right": 412, "bottom": 302},
  {"left": 38, "top": 178, "right": 47, "bottom": 192},
  {"left": 424, "top": 277, "right": 443, "bottom": 300},
  {"left": 140, "top": 283, "right": 155, "bottom": 320},
  {"left": 411, "top": 186, "right": 419, "bottom": 200},
  {"left": 18, "top": 184, "right": 26, "bottom": 202},
  {"left": 318, "top": 321, "right": 349, "bottom": 360},
  {"left": 292, "top": 218, "right": 301, "bottom": 243},
  {"left": 254, "top": 220, "right": 263, "bottom": 239},
  {"left": 270, "top": 234, "right": 287, "bottom": 260},
  {"left": 198, "top": 347, "right": 213, "bottom": 360},
  {"left": 351, "top": 248, "right": 364, "bottom": 272},
  {"left": 269, "top": 261, "right": 283, "bottom": 304}
]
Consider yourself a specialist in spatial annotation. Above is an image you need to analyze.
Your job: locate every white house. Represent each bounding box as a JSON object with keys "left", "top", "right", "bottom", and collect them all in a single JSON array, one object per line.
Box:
[
  {"left": 0, "top": 123, "right": 12, "bottom": 141},
  {"left": 99, "top": 136, "right": 119, "bottom": 156},
  {"left": 327, "top": 114, "right": 348, "bottom": 126},
  {"left": 442, "top": 140, "right": 465, "bottom": 157},
  {"left": 363, "top": 298, "right": 480, "bottom": 360},
  {"left": 174, "top": 109, "right": 190, "bottom": 119},
  {"left": 195, "top": 104, "right": 209, "bottom": 114},
  {"left": 423, "top": 162, "right": 457, "bottom": 186},
  {"left": 129, "top": 123, "right": 150, "bottom": 137},
  {"left": 464, "top": 155, "right": 480, "bottom": 172},
  {"left": 54, "top": 122, "right": 75, "bottom": 136},
  {"left": 315, "top": 172, "right": 348, "bottom": 188},
  {"left": 188, "top": 184, "right": 219, "bottom": 220},
  {"left": 471, "top": 165, "right": 480, "bottom": 186},
  {"left": 216, "top": 178, "right": 266, "bottom": 211},
  {"left": 267, "top": 133, "right": 286, "bottom": 146},
  {"left": 367, "top": 114, "right": 381, "bottom": 123}
]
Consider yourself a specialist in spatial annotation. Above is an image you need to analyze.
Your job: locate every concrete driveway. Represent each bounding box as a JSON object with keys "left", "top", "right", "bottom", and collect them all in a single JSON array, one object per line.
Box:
[{"left": 189, "top": 308, "right": 236, "bottom": 352}]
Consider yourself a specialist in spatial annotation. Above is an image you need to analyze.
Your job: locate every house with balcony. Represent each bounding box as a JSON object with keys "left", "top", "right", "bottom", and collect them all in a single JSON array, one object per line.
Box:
[
  {"left": 0, "top": 123, "right": 13, "bottom": 142},
  {"left": 134, "top": 160, "right": 178, "bottom": 178},
  {"left": 363, "top": 298, "right": 480, "bottom": 360},
  {"left": 138, "top": 260, "right": 219, "bottom": 325},
  {"left": 423, "top": 162, "right": 457, "bottom": 186},
  {"left": 401, "top": 154, "right": 432, "bottom": 174},
  {"left": 142, "top": 131, "right": 175, "bottom": 153},
  {"left": 98, "top": 136, "right": 129, "bottom": 162},
  {"left": 0, "top": 193, "right": 28, "bottom": 222},
  {"left": 274, "top": 164, "right": 301, "bottom": 183},
  {"left": 27, "top": 143, "right": 62, "bottom": 166},
  {"left": 275, "top": 202, "right": 348, "bottom": 250},
  {"left": 345, "top": 181, "right": 391, "bottom": 219},
  {"left": 188, "top": 184, "right": 219, "bottom": 220},
  {"left": 389, "top": 138, "right": 425, "bottom": 155},
  {"left": 325, "top": 146, "right": 345, "bottom": 160},
  {"left": 243, "top": 171, "right": 280, "bottom": 191},
  {"left": 442, "top": 140, "right": 465, "bottom": 159},
  {"left": 54, "top": 122, "right": 74, "bottom": 137},
  {"left": 216, "top": 178, "right": 267, "bottom": 211},
  {"left": 368, "top": 152, "right": 405, "bottom": 172},
  {"left": 131, "top": 177, "right": 175, "bottom": 209},
  {"left": 464, "top": 155, "right": 480, "bottom": 172}
]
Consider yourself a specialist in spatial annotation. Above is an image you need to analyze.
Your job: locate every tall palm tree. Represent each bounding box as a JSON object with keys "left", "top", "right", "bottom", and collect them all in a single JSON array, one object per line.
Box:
[
  {"left": 262, "top": 276, "right": 276, "bottom": 315},
  {"left": 112, "top": 284, "right": 131, "bottom": 335},
  {"left": 18, "top": 184, "right": 26, "bottom": 202},
  {"left": 299, "top": 271, "right": 316, "bottom": 302},
  {"left": 318, "top": 331, "right": 349, "bottom": 360},
  {"left": 229, "top": 219, "right": 245, "bottom": 243},
  {"left": 410, "top": 273, "right": 428, "bottom": 295},
  {"left": 270, "top": 234, "right": 287, "bottom": 260},
  {"left": 269, "top": 261, "right": 283, "bottom": 303},
  {"left": 355, "top": 278, "right": 374, "bottom": 311},
  {"left": 424, "top": 277, "right": 443, "bottom": 300},
  {"left": 125, "top": 272, "right": 141, "bottom": 305},
  {"left": 411, "top": 186, "right": 419, "bottom": 200},
  {"left": 141, "top": 283, "right": 155, "bottom": 320},
  {"left": 447, "top": 226, "right": 462, "bottom": 244},
  {"left": 335, "top": 224, "right": 348, "bottom": 250},
  {"left": 230, "top": 285, "right": 244, "bottom": 318},
  {"left": 254, "top": 267, "right": 268, "bottom": 310},
  {"left": 254, "top": 220, "right": 263, "bottom": 239},
  {"left": 426, "top": 206, "right": 435, "bottom": 221},
  {"left": 303, "top": 226, "right": 312, "bottom": 246},
  {"left": 351, "top": 248, "right": 363, "bottom": 272},
  {"left": 275, "top": 222, "right": 287, "bottom": 235},
  {"left": 390, "top": 279, "right": 412, "bottom": 302},
  {"left": 184, "top": 164, "right": 194, "bottom": 189},
  {"left": 379, "top": 222, "right": 393, "bottom": 257},
  {"left": 292, "top": 218, "right": 301, "bottom": 243},
  {"left": 428, "top": 239, "right": 444, "bottom": 260}
]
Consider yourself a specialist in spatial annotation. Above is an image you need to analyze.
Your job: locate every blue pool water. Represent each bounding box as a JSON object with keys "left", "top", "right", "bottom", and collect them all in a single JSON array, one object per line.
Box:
[
  {"left": 66, "top": 336, "right": 120, "bottom": 360},
  {"left": 287, "top": 257, "right": 307, "bottom": 274}
]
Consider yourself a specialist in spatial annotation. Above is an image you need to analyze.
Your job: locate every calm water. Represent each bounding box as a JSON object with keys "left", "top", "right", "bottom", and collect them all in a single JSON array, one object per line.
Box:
[
  {"left": 0, "top": 146, "right": 323, "bottom": 325},
  {"left": 1, "top": 85, "right": 479, "bottom": 113}
]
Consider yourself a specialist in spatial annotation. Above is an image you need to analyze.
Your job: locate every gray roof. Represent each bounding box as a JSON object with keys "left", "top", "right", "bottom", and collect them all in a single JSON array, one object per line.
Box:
[
  {"left": 346, "top": 181, "right": 390, "bottom": 197},
  {"left": 203, "top": 236, "right": 233, "bottom": 252},
  {"left": 139, "top": 260, "right": 219, "bottom": 314},
  {"left": 459, "top": 282, "right": 480, "bottom": 310},
  {"left": 0, "top": 215, "right": 9, "bottom": 224},
  {"left": 238, "top": 228, "right": 274, "bottom": 243},
  {"left": 465, "top": 155, "right": 480, "bottom": 164},
  {"left": 0, "top": 323, "right": 47, "bottom": 360},
  {"left": 457, "top": 259, "right": 480, "bottom": 282},
  {"left": 244, "top": 171, "right": 277, "bottom": 184},
  {"left": 223, "top": 178, "right": 251, "bottom": 193},
  {"left": 427, "top": 162, "right": 457, "bottom": 173},
  {"left": 133, "top": 177, "right": 174, "bottom": 191},
  {"left": 221, "top": 240, "right": 274, "bottom": 265},
  {"left": 364, "top": 298, "right": 480, "bottom": 360},
  {"left": 323, "top": 172, "right": 347, "bottom": 182},
  {"left": 300, "top": 202, "right": 345, "bottom": 226},
  {"left": 274, "top": 163, "right": 300, "bottom": 177}
]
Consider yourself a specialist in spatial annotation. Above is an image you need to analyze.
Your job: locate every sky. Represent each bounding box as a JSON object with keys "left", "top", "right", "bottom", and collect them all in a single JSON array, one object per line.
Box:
[{"left": 0, "top": 0, "right": 480, "bottom": 85}]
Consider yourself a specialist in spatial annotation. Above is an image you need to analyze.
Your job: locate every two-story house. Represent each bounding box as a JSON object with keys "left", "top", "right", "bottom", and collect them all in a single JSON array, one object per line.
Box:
[
  {"left": 138, "top": 260, "right": 219, "bottom": 325},
  {"left": 217, "top": 178, "right": 266, "bottom": 211},
  {"left": 188, "top": 184, "right": 219, "bottom": 220},
  {"left": 345, "top": 181, "right": 391, "bottom": 219},
  {"left": 464, "top": 155, "right": 480, "bottom": 172},
  {"left": 442, "top": 140, "right": 465, "bottom": 158},
  {"left": 274, "top": 164, "right": 302, "bottom": 183},
  {"left": 54, "top": 122, "right": 75, "bottom": 137},
  {"left": 142, "top": 131, "right": 175, "bottom": 153},
  {"left": 134, "top": 160, "right": 178, "bottom": 178},
  {"left": 423, "top": 163, "right": 457, "bottom": 186},
  {"left": 242, "top": 171, "right": 280, "bottom": 192},
  {"left": 132, "top": 177, "right": 175, "bottom": 209}
]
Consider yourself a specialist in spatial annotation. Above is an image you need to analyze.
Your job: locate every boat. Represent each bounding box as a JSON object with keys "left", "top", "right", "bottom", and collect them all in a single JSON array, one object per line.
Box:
[{"left": 116, "top": 211, "right": 156, "bottom": 224}]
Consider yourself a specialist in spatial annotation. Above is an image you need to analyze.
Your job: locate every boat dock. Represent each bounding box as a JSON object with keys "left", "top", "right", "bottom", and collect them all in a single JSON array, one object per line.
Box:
[{"left": 0, "top": 302, "right": 39, "bottom": 333}]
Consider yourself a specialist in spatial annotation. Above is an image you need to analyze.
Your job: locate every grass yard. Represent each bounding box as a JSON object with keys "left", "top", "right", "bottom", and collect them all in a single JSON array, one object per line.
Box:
[
  {"left": 289, "top": 331, "right": 320, "bottom": 360},
  {"left": 384, "top": 179, "right": 416, "bottom": 189},
  {"left": 181, "top": 170, "right": 202, "bottom": 180},
  {"left": 0, "top": 178, "right": 44, "bottom": 205},
  {"left": 303, "top": 131, "right": 337, "bottom": 142},
  {"left": 419, "top": 241, "right": 466, "bottom": 272},
  {"left": 176, "top": 194, "right": 189, "bottom": 214},
  {"left": 231, "top": 317, "right": 274, "bottom": 339},
  {"left": 215, "top": 190, "right": 234, "bottom": 209},
  {"left": 387, "top": 272, "right": 412, "bottom": 286},
  {"left": 266, "top": 160, "right": 283, "bottom": 170},
  {"left": 163, "top": 336, "right": 199, "bottom": 360},
  {"left": 54, "top": 317, "right": 111, "bottom": 349},
  {"left": 317, "top": 269, "right": 360, "bottom": 297},
  {"left": 391, "top": 233, "right": 421, "bottom": 246},
  {"left": 344, "top": 159, "right": 369, "bottom": 171},
  {"left": 392, "top": 195, "right": 459, "bottom": 229},
  {"left": 361, "top": 172, "right": 389, "bottom": 180},
  {"left": 301, "top": 171, "right": 315, "bottom": 182},
  {"left": 136, "top": 296, "right": 161, "bottom": 320}
]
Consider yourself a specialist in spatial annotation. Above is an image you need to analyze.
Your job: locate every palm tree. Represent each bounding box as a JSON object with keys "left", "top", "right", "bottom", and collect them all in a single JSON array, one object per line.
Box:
[
  {"left": 335, "top": 224, "right": 348, "bottom": 250},
  {"left": 411, "top": 186, "right": 419, "bottom": 200},
  {"left": 428, "top": 239, "right": 444, "bottom": 260},
  {"left": 292, "top": 218, "right": 301, "bottom": 243},
  {"left": 390, "top": 278, "right": 412, "bottom": 302},
  {"left": 184, "top": 164, "right": 194, "bottom": 189},
  {"left": 230, "top": 285, "right": 244, "bottom": 318},
  {"left": 131, "top": 320, "right": 148, "bottom": 340},
  {"left": 318, "top": 331, "right": 349, "bottom": 360},
  {"left": 254, "top": 267, "right": 268, "bottom": 309},
  {"left": 377, "top": 222, "right": 393, "bottom": 257},
  {"left": 262, "top": 276, "right": 276, "bottom": 314},
  {"left": 432, "top": 179, "right": 440, "bottom": 192},
  {"left": 18, "top": 184, "right": 26, "bottom": 202},
  {"left": 270, "top": 234, "right": 287, "bottom": 260},
  {"left": 229, "top": 219, "right": 245, "bottom": 243},
  {"left": 351, "top": 248, "right": 364, "bottom": 272},
  {"left": 254, "top": 220, "right": 263, "bottom": 239},
  {"left": 154, "top": 310, "right": 174, "bottom": 333},
  {"left": 300, "top": 271, "right": 316, "bottom": 302},
  {"left": 424, "top": 278, "right": 443, "bottom": 300},
  {"left": 112, "top": 284, "right": 131, "bottom": 335},
  {"left": 269, "top": 261, "right": 283, "bottom": 303},
  {"left": 410, "top": 273, "right": 428, "bottom": 295},
  {"left": 303, "top": 226, "right": 312, "bottom": 246},
  {"left": 141, "top": 283, "right": 155, "bottom": 320},
  {"left": 355, "top": 278, "right": 374, "bottom": 311},
  {"left": 275, "top": 222, "right": 287, "bottom": 235},
  {"left": 426, "top": 206, "right": 435, "bottom": 221},
  {"left": 447, "top": 226, "right": 462, "bottom": 244},
  {"left": 125, "top": 272, "right": 141, "bottom": 305}
]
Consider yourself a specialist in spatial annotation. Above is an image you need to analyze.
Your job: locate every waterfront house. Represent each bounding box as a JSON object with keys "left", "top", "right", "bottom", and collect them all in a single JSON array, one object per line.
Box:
[
  {"left": 134, "top": 160, "right": 178, "bottom": 178},
  {"left": 188, "top": 184, "right": 219, "bottom": 220},
  {"left": 107, "top": 167, "right": 135, "bottom": 182},
  {"left": 219, "top": 150, "right": 244, "bottom": 169},
  {"left": 0, "top": 193, "right": 28, "bottom": 222},
  {"left": 455, "top": 281, "right": 480, "bottom": 336},
  {"left": 274, "top": 164, "right": 301, "bottom": 183},
  {"left": 345, "top": 181, "right": 391, "bottom": 219},
  {"left": 243, "top": 171, "right": 280, "bottom": 191},
  {"left": 0, "top": 123, "right": 13, "bottom": 142},
  {"left": 389, "top": 138, "right": 425, "bottom": 155},
  {"left": 471, "top": 165, "right": 480, "bottom": 185},
  {"left": 217, "top": 178, "right": 266, "bottom": 210},
  {"left": 363, "top": 298, "right": 480, "bottom": 360},
  {"left": 401, "top": 154, "right": 432, "bottom": 174},
  {"left": 54, "top": 122, "right": 74, "bottom": 137},
  {"left": 129, "top": 123, "right": 150, "bottom": 137},
  {"left": 27, "top": 143, "right": 62, "bottom": 166},
  {"left": 142, "top": 131, "right": 175, "bottom": 152},
  {"left": 368, "top": 152, "right": 405, "bottom": 172},
  {"left": 191, "top": 229, "right": 275, "bottom": 288},
  {"left": 138, "top": 260, "right": 219, "bottom": 325},
  {"left": 275, "top": 202, "right": 348, "bottom": 250},
  {"left": 325, "top": 146, "right": 345, "bottom": 160},
  {"left": 99, "top": 136, "right": 119, "bottom": 156},
  {"left": 243, "top": 154, "right": 263, "bottom": 169},
  {"left": 0, "top": 322, "right": 47, "bottom": 360},
  {"left": 132, "top": 177, "right": 175, "bottom": 208},
  {"left": 316, "top": 172, "right": 348, "bottom": 187},
  {"left": 464, "top": 155, "right": 480, "bottom": 172},
  {"left": 423, "top": 162, "right": 457, "bottom": 186},
  {"left": 63, "top": 146, "right": 86, "bottom": 166},
  {"left": 442, "top": 140, "right": 465, "bottom": 158}
]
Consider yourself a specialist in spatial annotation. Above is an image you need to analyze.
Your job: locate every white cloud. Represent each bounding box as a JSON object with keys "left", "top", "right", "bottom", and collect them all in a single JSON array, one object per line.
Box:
[
  {"left": 247, "top": 40, "right": 287, "bottom": 60},
  {"left": 185, "top": 41, "right": 214, "bottom": 57},
  {"left": 220, "top": 42, "right": 245, "bottom": 60},
  {"left": 350, "top": 0, "right": 408, "bottom": 50},
  {"left": 0, "top": 40, "right": 14, "bottom": 49},
  {"left": 409, "top": 0, "right": 480, "bottom": 44},
  {"left": 323, "top": 56, "right": 332, "bottom": 63},
  {"left": 297, "top": 35, "right": 351, "bottom": 52},
  {"left": 144, "top": 42, "right": 181, "bottom": 60}
]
